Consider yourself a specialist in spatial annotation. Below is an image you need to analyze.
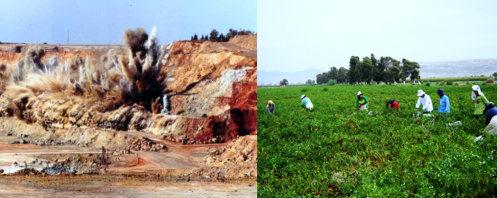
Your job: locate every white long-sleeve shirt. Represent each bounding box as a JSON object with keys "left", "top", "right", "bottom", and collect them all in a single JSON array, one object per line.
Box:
[{"left": 416, "top": 94, "right": 433, "bottom": 112}]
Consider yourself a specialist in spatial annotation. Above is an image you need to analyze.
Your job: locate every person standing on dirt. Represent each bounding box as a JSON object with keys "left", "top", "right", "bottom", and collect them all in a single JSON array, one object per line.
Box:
[
  {"left": 386, "top": 98, "right": 400, "bottom": 110},
  {"left": 437, "top": 88, "right": 450, "bottom": 114},
  {"left": 161, "top": 94, "right": 169, "bottom": 114},
  {"left": 300, "top": 95, "right": 314, "bottom": 111},
  {"left": 415, "top": 89, "right": 433, "bottom": 113},
  {"left": 267, "top": 100, "right": 275, "bottom": 114},
  {"left": 472, "top": 85, "right": 489, "bottom": 117},
  {"left": 355, "top": 91, "right": 369, "bottom": 110}
]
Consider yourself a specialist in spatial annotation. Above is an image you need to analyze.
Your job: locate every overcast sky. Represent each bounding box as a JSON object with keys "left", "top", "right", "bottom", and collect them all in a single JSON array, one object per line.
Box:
[
  {"left": 258, "top": 0, "right": 497, "bottom": 72},
  {"left": 0, "top": 0, "right": 256, "bottom": 45}
]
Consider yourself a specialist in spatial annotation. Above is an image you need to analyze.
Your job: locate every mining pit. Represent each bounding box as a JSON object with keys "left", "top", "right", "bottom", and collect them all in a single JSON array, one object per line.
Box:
[{"left": 0, "top": 30, "right": 256, "bottom": 196}]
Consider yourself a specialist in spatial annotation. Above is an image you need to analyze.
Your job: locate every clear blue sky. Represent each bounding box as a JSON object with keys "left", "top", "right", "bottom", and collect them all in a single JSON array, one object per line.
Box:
[
  {"left": 0, "top": 0, "right": 256, "bottom": 45},
  {"left": 258, "top": 0, "right": 497, "bottom": 72}
]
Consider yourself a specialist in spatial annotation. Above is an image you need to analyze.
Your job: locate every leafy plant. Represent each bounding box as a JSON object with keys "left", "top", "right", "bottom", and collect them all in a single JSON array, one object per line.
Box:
[
  {"left": 258, "top": 84, "right": 497, "bottom": 197},
  {"left": 328, "top": 79, "right": 337, "bottom": 86}
]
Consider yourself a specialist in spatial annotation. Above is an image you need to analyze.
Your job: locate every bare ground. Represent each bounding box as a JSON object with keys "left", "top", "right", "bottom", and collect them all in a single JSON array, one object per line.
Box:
[
  {"left": 0, "top": 175, "right": 256, "bottom": 197},
  {"left": 0, "top": 128, "right": 256, "bottom": 197}
]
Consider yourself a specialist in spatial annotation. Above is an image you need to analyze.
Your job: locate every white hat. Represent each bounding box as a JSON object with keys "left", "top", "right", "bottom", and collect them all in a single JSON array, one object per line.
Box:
[
  {"left": 417, "top": 89, "right": 425, "bottom": 97},
  {"left": 268, "top": 100, "right": 274, "bottom": 105},
  {"left": 356, "top": 91, "right": 362, "bottom": 96},
  {"left": 300, "top": 95, "right": 306, "bottom": 100},
  {"left": 472, "top": 85, "right": 480, "bottom": 92}
]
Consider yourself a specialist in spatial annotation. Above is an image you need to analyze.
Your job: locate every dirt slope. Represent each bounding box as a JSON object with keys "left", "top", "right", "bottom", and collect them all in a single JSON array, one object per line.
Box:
[
  {"left": 0, "top": 35, "right": 256, "bottom": 145},
  {"left": 0, "top": 32, "right": 257, "bottom": 188}
]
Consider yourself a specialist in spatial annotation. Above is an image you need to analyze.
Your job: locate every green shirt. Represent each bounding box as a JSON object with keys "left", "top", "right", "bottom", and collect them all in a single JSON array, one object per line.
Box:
[
  {"left": 355, "top": 96, "right": 369, "bottom": 108},
  {"left": 474, "top": 94, "right": 489, "bottom": 115}
]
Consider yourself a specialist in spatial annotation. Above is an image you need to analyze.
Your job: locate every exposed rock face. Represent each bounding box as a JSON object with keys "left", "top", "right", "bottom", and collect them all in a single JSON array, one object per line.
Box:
[
  {"left": 0, "top": 117, "right": 168, "bottom": 153},
  {"left": 202, "top": 135, "right": 257, "bottom": 179},
  {"left": 152, "top": 35, "right": 257, "bottom": 143},
  {"left": 0, "top": 35, "right": 256, "bottom": 147}
]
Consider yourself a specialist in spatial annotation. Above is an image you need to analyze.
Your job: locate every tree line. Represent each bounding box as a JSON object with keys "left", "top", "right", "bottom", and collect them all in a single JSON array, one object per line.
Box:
[
  {"left": 190, "top": 29, "right": 254, "bottom": 42},
  {"left": 314, "top": 54, "right": 420, "bottom": 85},
  {"left": 348, "top": 54, "right": 420, "bottom": 83},
  {"left": 316, "top": 67, "right": 349, "bottom": 84}
]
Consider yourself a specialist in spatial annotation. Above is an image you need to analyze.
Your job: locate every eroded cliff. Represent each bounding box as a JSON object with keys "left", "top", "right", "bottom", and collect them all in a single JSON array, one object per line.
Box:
[{"left": 0, "top": 32, "right": 256, "bottom": 150}]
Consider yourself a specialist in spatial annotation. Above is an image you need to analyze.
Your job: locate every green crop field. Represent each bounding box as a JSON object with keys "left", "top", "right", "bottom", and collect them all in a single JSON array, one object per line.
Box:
[
  {"left": 421, "top": 76, "right": 488, "bottom": 83},
  {"left": 258, "top": 84, "right": 497, "bottom": 197}
]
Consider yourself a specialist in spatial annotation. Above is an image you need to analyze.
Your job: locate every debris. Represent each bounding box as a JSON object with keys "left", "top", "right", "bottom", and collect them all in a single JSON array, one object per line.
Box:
[
  {"left": 201, "top": 136, "right": 256, "bottom": 179},
  {"left": 475, "top": 135, "right": 484, "bottom": 143},
  {"left": 10, "top": 139, "right": 28, "bottom": 144},
  {"left": 447, "top": 121, "right": 462, "bottom": 127}
]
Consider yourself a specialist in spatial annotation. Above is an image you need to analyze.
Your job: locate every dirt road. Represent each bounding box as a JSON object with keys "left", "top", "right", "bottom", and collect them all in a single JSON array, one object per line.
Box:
[
  {"left": 0, "top": 175, "right": 256, "bottom": 197},
  {"left": 0, "top": 134, "right": 256, "bottom": 197}
]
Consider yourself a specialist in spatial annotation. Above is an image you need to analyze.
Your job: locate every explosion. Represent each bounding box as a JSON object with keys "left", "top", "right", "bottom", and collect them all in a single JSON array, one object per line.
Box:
[
  {"left": 119, "top": 27, "right": 167, "bottom": 111},
  {"left": 1, "top": 27, "right": 169, "bottom": 116}
]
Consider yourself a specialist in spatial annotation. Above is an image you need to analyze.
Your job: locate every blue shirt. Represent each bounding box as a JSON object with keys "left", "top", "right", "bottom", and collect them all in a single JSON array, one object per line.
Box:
[
  {"left": 438, "top": 95, "right": 450, "bottom": 113},
  {"left": 301, "top": 97, "right": 311, "bottom": 107},
  {"left": 485, "top": 107, "right": 497, "bottom": 125}
]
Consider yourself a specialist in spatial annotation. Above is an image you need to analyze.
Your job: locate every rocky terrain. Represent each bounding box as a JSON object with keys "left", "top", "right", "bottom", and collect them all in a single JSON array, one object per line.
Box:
[
  {"left": 0, "top": 29, "right": 257, "bottom": 195},
  {"left": 0, "top": 32, "right": 256, "bottom": 146},
  {"left": 0, "top": 175, "right": 256, "bottom": 197}
]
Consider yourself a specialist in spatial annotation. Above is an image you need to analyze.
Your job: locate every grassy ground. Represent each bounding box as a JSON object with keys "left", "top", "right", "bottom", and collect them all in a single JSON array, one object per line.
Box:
[
  {"left": 258, "top": 84, "right": 497, "bottom": 197},
  {"left": 421, "top": 77, "right": 488, "bottom": 82}
]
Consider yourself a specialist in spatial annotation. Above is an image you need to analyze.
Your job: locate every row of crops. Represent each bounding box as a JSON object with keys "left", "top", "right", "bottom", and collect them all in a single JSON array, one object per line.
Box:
[{"left": 258, "top": 84, "right": 497, "bottom": 197}]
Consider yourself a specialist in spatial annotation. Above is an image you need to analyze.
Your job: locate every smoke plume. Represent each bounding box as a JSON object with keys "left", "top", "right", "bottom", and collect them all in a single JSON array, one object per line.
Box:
[{"left": 2, "top": 27, "right": 168, "bottom": 113}]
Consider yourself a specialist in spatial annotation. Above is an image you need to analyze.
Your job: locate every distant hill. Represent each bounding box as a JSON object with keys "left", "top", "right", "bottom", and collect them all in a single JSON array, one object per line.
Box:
[
  {"left": 259, "top": 59, "right": 497, "bottom": 85},
  {"left": 420, "top": 59, "right": 497, "bottom": 78},
  {"left": 258, "top": 69, "right": 325, "bottom": 85}
]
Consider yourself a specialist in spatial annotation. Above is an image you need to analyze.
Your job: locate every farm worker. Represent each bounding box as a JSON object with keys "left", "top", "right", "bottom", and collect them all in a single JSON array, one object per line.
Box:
[
  {"left": 437, "top": 88, "right": 450, "bottom": 114},
  {"left": 267, "top": 100, "right": 275, "bottom": 114},
  {"left": 386, "top": 98, "right": 400, "bottom": 110},
  {"left": 475, "top": 102, "right": 497, "bottom": 142},
  {"left": 485, "top": 102, "right": 497, "bottom": 127},
  {"left": 472, "top": 85, "right": 489, "bottom": 116},
  {"left": 355, "top": 91, "right": 369, "bottom": 110},
  {"left": 300, "top": 95, "right": 314, "bottom": 111},
  {"left": 484, "top": 102, "right": 497, "bottom": 135},
  {"left": 415, "top": 89, "right": 433, "bottom": 113}
]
